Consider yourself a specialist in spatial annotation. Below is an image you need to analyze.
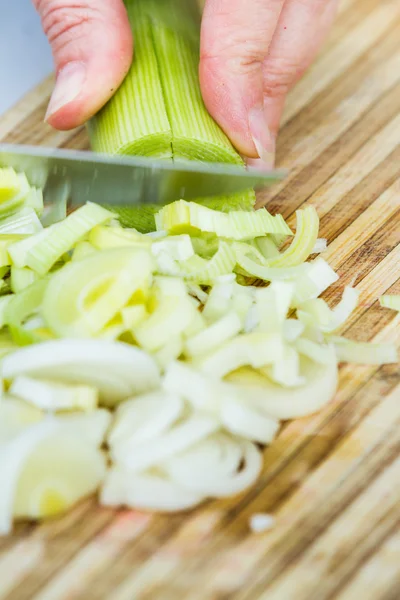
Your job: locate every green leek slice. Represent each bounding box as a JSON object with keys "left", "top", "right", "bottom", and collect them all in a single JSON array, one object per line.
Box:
[
  {"left": 41, "top": 248, "right": 154, "bottom": 338},
  {"left": 155, "top": 200, "right": 292, "bottom": 240},
  {"left": 0, "top": 168, "right": 21, "bottom": 202},
  {"left": 8, "top": 203, "right": 115, "bottom": 275}
]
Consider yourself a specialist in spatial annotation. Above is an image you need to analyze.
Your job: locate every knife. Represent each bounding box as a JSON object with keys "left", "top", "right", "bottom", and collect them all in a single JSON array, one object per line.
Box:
[{"left": 0, "top": 144, "right": 286, "bottom": 223}]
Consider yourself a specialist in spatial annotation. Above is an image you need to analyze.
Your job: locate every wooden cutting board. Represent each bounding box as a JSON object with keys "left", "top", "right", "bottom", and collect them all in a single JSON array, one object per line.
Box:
[{"left": 0, "top": 0, "right": 399, "bottom": 598}]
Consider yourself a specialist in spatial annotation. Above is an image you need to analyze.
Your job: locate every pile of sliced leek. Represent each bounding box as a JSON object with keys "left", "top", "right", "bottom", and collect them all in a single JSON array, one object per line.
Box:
[{"left": 0, "top": 168, "right": 398, "bottom": 534}]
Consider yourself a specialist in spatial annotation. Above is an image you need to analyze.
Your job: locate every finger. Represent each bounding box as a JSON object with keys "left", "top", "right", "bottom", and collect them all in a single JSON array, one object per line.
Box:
[
  {"left": 33, "top": 0, "right": 133, "bottom": 130},
  {"left": 200, "top": 0, "right": 285, "bottom": 161},
  {"left": 262, "top": 0, "right": 338, "bottom": 137}
]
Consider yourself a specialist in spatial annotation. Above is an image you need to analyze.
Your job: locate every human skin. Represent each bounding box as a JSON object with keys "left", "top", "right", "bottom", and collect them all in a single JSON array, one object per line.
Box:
[{"left": 33, "top": 0, "right": 338, "bottom": 166}]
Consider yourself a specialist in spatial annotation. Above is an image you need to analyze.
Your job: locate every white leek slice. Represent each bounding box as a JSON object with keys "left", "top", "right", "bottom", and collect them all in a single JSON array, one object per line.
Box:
[
  {"left": 312, "top": 238, "right": 327, "bottom": 253},
  {"left": 57, "top": 409, "right": 112, "bottom": 446},
  {"left": 10, "top": 266, "right": 37, "bottom": 293},
  {"left": 121, "top": 304, "right": 148, "bottom": 329},
  {"left": 176, "top": 242, "right": 237, "bottom": 285},
  {"left": 380, "top": 295, "right": 400, "bottom": 312},
  {"left": 292, "top": 258, "right": 339, "bottom": 305},
  {"left": 8, "top": 203, "right": 115, "bottom": 275},
  {"left": 101, "top": 467, "right": 203, "bottom": 512},
  {"left": 264, "top": 345, "right": 305, "bottom": 387},
  {"left": 331, "top": 337, "right": 398, "bottom": 365},
  {"left": 109, "top": 391, "right": 183, "bottom": 451},
  {"left": 0, "top": 339, "right": 160, "bottom": 407},
  {"left": 254, "top": 282, "right": 294, "bottom": 333},
  {"left": 133, "top": 278, "right": 197, "bottom": 352},
  {"left": 42, "top": 248, "right": 153, "bottom": 338},
  {"left": 153, "top": 336, "right": 183, "bottom": 370},
  {"left": 262, "top": 206, "right": 319, "bottom": 268},
  {"left": 196, "top": 332, "right": 284, "bottom": 378},
  {"left": 113, "top": 413, "right": 219, "bottom": 472},
  {"left": 235, "top": 250, "right": 307, "bottom": 282},
  {"left": 295, "top": 338, "right": 335, "bottom": 365},
  {"left": 283, "top": 319, "right": 305, "bottom": 342},
  {"left": 297, "top": 287, "right": 359, "bottom": 333},
  {"left": 255, "top": 236, "right": 280, "bottom": 259},
  {"left": 10, "top": 376, "right": 98, "bottom": 412},
  {"left": 0, "top": 207, "right": 43, "bottom": 235},
  {"left": 151, "top": 234, "right": 194, "bottom": 261},
  {"left": 220, "top": 397, "right": 280, "bottom": 444},
  {"left": 89, "top": 225, "right": 150, "bottom": 250},
  {"left": 0, "top": 396, "right": 43, "bottom": 443},
  {"left": 164, "top": 434, "right": 262, "bottom": 498},
  {"left": 0, "top": 420, "right": 106, "bottom": 533},
  {"left": 202, "top": 275, "right": 235, "bottom": 322},
  {"left": 71, "top": 241, "right": 97, "bottom": 261},
  {"left": 225, "top": 347, "right": 338, "bottom": 419},
  {"left": 163, "top": 360, "right": 223, "bottom": 412},
  {"left": 155, "top": 200, "right": 292, "bottom": 240},
  {"left": 184, "top": 311, "right": 242, "bottom": 358},
  {"left": 187, "top": 283, "right": 208, "bottom": 304}
]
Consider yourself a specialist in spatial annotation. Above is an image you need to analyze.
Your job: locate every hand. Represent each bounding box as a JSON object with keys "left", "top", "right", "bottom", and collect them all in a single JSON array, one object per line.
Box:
[
  {"left": 34, "top": 0, "right": 133, "bottom": 130},
  {"left": 36, "top": 0, "right": 337, "bottom": 167},
  {"left": 200, "top": 0, "right": 338, "bottom": 166}
]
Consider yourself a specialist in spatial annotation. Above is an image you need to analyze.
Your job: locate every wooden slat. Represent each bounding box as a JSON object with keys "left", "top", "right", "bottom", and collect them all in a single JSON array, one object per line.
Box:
[{"left": 0, "top": 0, "right": 399, "bottom": 598}]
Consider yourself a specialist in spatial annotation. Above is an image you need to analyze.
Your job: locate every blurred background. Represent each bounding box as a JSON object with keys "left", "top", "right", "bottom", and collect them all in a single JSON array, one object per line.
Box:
[{"left": 1, "top": 0, "right": 53, "bottom": 115}]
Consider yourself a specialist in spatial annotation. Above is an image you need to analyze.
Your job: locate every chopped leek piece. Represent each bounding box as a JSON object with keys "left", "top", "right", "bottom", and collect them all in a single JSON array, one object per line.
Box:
[
  {"left": 0, "top": 173, "right": 31, "bottom": 217},
  {"left": 10, "top": 376, "right": 98, "bottom": 412},
  {"left": 42, "top": 248, "right": 153, "bottom": 338},
  {"left": 184, "top": 311, "right": 242, "bottom": 358},
  {"left": 380, "top": 295, "right": 400, "bottom": 312},
  {"left": 226, "top": 349, "right": 338, "bottom": 419},
  {"left": 331, "top": 337, "right": 398, "bottom": 365},
  {"left": 10, "top": 267, "right": 37, "bottom": 294},
  {"left": 156, "top": 200, "right": 292, "bottom": 240},
  {"left": 0, "top": 168, "right": 20, "bottom": 202},
  {"left": 196, "top": 332, "right": 285, "bottom": 378},
  {"left": 163, "top": 434, "right": 263, "bottom": 497},
  {"left": 0, "top": 207, "right": 43, "bottom": 235},
  {"left": 0, "top": 420, "right": 106, "bottom": 533},
  {"left": 1, "top": 339, "right": 160, "bottom": 407},
  {"left": 121, "top": 304, "right": 148, "bottom": 330},
  {"left": 133, "top": 277, "right": 197, "bottom": 352},
  {"left": 71, "top": 241, "right": 97, "bottom": 261},
  {"left": 8, "top": 203, "right": 115, "bottom": 275},
  {"left": 263, "top": 206, "right": 319, "bottom": 268},
  {"left": 297, "top": 287, "right": 359, "bottom": 333},
  {"left": 89, "top": 225, "right": 150, "bottom": 251},
  {"left": 292, "top": 258, "right": 339, "bottom": 305}
]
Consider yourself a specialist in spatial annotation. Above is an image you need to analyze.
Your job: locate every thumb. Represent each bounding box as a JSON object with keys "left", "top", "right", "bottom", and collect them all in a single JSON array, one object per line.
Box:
[
  {"left": 34, "top": 0, "right": 133, "bottom": 130},
  {"left": 200, "top": 0, "right": 284, "bottom": 164}
]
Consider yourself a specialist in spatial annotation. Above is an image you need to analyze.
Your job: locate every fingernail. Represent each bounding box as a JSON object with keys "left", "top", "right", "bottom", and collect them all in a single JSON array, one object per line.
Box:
[
  {"left": 45, "top": 61, "right": 86, "bottom": 122},
  {"left": 248, "top": 105, "right": 276, "bottom": 168}
]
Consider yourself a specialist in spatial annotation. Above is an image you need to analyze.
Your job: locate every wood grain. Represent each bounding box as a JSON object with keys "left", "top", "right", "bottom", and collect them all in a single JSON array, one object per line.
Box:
[{"left": 0, "top": 0, "right": 399, "bottom": 598}]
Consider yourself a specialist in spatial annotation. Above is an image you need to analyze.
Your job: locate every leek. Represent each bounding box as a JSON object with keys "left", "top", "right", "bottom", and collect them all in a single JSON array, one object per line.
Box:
[
  {"left": 331, "top": 337, "right": 398, "bottom": 365},
  {"left": 89, "top": 0, "right": 241, "bottom": 164},
  {"left": 155, "top": 200, "right": 292, "bottom": 240},
  {"left": 42, "top": 248, "right": 154, "bottom": 338},
  {"left": 380, "top": 295, "right": 400, "bottom": 312},
  {"left": 8, "top": 203, "right": 115, "bottom": 275}
]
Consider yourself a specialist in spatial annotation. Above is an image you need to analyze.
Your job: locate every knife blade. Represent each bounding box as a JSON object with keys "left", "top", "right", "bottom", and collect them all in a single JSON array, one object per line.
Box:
[{"left": 0, "top": 143, "right": 287, "bottom": 216}]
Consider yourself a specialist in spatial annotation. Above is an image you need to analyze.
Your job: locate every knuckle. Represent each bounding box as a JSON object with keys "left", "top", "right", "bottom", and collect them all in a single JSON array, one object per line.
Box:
[
  {"left": 262, "top": 58, "right": 301, "bottom": 97},
  {"left": 35, "top": 1, "right": 103, "bottom": 48}
]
